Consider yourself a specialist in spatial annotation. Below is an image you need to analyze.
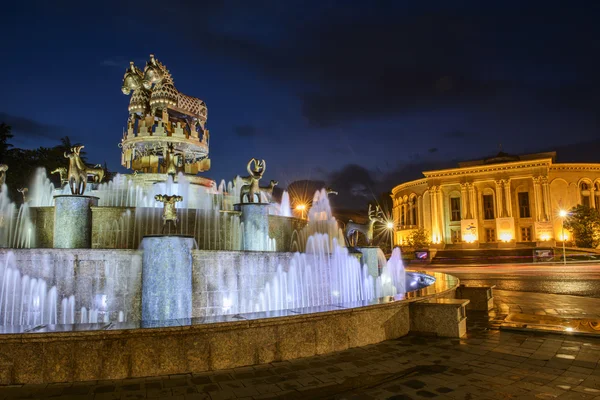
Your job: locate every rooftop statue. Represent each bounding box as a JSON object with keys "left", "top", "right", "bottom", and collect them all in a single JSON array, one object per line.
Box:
[
  {"left": 240, "top": 158, "right": 265, "bottom": 203},
  {"left": 0, "top": 164, "right": 7, "bottom": 188},
  {"left": 345, "top": 204, "right": 385, "bottom": 246}
]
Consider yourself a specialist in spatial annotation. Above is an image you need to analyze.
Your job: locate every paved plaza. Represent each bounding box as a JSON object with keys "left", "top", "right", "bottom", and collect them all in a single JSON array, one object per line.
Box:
[{"left": 3, "top": 290, "right": 600, "bottom": 399}]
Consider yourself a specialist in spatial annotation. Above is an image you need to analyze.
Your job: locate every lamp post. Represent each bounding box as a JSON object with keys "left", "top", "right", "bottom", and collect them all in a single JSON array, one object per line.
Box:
[
  {"left": 559, "top": 209, "right": 568, "bottom": 265},
  {"left": 296, "top": 204, "right": 306, "bottom": 219},
  {"left": 386, "top": 221, "right": 394, "bottom": 252}
]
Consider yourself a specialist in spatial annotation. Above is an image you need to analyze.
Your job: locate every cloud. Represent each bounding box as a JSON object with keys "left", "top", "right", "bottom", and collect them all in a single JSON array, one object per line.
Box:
[
  {"left": 145, "top": 2, "right": 600, "bottom": 127},
  {"left": 428, "top": 147, "right": 438, "bottom": 153},
  {"left": 0, "top": 112, "right": 69, "bottom": 140},
  {"left": 233, "top": 125, "right": 258, "bottom": 137}
]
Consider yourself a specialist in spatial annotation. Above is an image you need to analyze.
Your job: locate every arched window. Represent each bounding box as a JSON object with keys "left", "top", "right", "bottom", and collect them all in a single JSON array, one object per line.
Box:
[
  {"left": 580, "top": 181, "right": 591, "bottom": 207},
  {"left": 411, "top": 197, "right": 417, "bottom": 225},
  {"left": 450, "top": 195, "right": 461, "bottom": 221}
]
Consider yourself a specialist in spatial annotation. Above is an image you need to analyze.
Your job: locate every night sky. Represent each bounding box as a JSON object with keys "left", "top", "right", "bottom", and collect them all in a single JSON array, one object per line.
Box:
[{"left": 2, "top": 1, "right": 599, "bottom": 208}]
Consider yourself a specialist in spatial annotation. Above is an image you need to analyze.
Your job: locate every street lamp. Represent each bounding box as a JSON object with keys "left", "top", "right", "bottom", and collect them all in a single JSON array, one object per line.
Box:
[
  {"left": 386, "top": 221, "right": 394, "bottom": 252},
  {"left": 296, "top": 204, "right": 306, "bottom": 219},
  {"left": 559, "top": 209, "right": 568, "bottom": 265}
]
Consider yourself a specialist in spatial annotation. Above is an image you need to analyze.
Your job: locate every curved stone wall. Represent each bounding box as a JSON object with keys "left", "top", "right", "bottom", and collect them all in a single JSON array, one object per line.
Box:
[{"left": 0, "top": 271, "right": 457, "bottom": 385}]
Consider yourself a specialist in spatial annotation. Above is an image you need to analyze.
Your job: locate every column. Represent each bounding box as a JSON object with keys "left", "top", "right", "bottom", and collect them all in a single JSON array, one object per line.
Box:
[
  {"left": 468, "top": 183, "right": 477, "bottom": 220},
  {"left": 532, "top": 177, "right": 542, "bottom": 221},
  {"left": 430, "top": 186, "right": 439, "bottom": 241},
  {"left": 591, "top": 185, "right": 596, "bottom": 209},
  {"left": 403, "top": 202, "right": 408, "bottom": 226},
  {"left": 460, "top": 183, "right": 468, "bottom": 220},
  {"left": 438, "top": 186, "right": 445, "bottom": 242},
  {"left": 495, "top": 180, "right": 504, "bottom": 218},
  {"left": 417, "top": 195, "right": 423, "bottom": 227},
  {"left": 542, "top": 177, "right": 551, "bottom": 221},
  {"left": 408, "top": 200, "right": 414, "bottom": 225},
  {"left": 141, "top": 236, "right": 193, "bottom": 322},
  {"left": 53, "top": 195, "right": 99, "bottom": 248},
  {"left": 503, "top": 179, "right": 512, "bottom": 217}
]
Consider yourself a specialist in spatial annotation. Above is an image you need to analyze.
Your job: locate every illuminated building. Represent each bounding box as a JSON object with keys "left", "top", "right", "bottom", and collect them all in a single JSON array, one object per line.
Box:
[{"left": 390, "top": 151, "right": 600, "bottom": 247}]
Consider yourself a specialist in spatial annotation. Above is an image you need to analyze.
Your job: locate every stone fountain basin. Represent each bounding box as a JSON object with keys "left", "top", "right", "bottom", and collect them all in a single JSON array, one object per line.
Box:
[{"left": 0, "top": 270, "right": 458, "bottom": 385}]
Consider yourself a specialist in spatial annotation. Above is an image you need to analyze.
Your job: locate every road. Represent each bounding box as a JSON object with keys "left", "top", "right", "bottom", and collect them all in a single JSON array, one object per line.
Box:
[{"left": 419, "top": 262, "right": 600, "bottom": 298}]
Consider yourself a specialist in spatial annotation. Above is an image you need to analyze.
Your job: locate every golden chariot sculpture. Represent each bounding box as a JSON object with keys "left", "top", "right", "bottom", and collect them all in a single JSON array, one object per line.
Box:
[{"left": 120, "top": 55, "right": 211, "bottom": 177}]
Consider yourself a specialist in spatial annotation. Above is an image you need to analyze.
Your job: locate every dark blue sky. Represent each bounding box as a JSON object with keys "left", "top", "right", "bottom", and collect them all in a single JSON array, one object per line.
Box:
[{"left": 2, "top": 1, "right": 599, "bottom": 207}]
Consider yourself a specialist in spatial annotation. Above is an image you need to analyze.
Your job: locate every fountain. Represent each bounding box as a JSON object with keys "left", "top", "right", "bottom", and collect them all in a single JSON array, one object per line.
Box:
[{"left": 0, "top": 55, "right": 460, "bottom": 385}]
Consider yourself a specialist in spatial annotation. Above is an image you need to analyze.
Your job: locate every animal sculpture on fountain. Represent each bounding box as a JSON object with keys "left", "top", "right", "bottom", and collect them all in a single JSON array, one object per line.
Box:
[
  {"left": 17, "top": 188, "right": 28, "bottom": 203},
  {"left": 87, "top": 164, "right": 105, "bottom": 183},
  {"left": 326, "top": 187, "right": 338, "bottom": 196},
  {"left": 240, "top": 158, "right": 265, "bottom": 203},
  {"left": 121, "top": 61, "right": 151, "bottom": 127},
  {"left": 64, "top": 146, "right": 106, "bottom": 195},
  {"left": 0, "top": 164, "right": 7, "bottom": 188},
  {"left": 64, "top": 146, "right": 88, "bottom": 195},
  {"left": 259, "top": 180, "right": 278, "bottom": 203},
  {"left": 142, "top": 54, "right": 207, "bottom": 131},
  {"left": 162, "top": 143, "right": 178, "bottom": 176},
  {"left": 50, "top": 167, "right": 68, "bottom": 187},
  {"left": 155, "top": 194, "right": 183, "bottom": 233},
  {"left": 345, "top": 204, "right": 385, "bottom": 246}
]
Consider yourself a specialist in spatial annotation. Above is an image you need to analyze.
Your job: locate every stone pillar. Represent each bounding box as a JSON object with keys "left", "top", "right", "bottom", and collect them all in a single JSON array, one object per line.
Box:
[
  {"left": 591, "top": 186, "right": 596, "bottom": 209},
  {"left": 53, "top": 195, "right": 98, "bottom": 249},
  {"left": 417, "top": 195, "right": 423, "bottom": 227},
  {"left": 141, "top": 236, "right": 194, "bottom": 322},
  {"left": 403, "top": 202, "right": 408, "bottom": 226},
  {"left": 533, "top": 177, "right": 542, "bottom": 221},
  {"left": 236, "top": 203, "right": 271, "bottom": 251},
  {"left": 437, "top": 187, "right": 445, "bottom": 242},
  {"left": 430, "top": 187, "right": 439, "bottom": 242},
  {"left": 468, "top": 184, "right": 477, "bottom": 220},
  {"left": 542, "top": 177, "right": 551, "bottom": 221},
  {"left": 356, "top": 247, "right": 381, "bottom": 281},
  {"left": 460, "top": 183, "right": 468, "bottom": 220},
  {"left": 503, "top": 179, "right": 512, "bottom": 217},
  {"left": 495, "top": 180, "right": 504, "bottom": 218}
]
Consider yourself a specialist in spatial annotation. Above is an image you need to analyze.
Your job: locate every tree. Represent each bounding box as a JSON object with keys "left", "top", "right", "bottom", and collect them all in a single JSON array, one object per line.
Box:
[
  {"left": 563, "top": 205, "right": 600, "bottom": 248},
  {"left": 0, "top": 123, "right": 14, "bottom": 162},
  {"left": 406, "top": 227, "right": 431, "bottom": 249}
]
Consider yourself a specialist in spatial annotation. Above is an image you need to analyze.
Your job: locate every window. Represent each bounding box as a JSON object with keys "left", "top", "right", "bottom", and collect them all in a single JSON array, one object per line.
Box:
[
  {"left": 485, "top": 228, "right": 496, "bottom": 242},
  {"left": 411, "top": 199, "right": 417, "bottom": 225},
  {"left": 483, "top": 195, "right": 494, "bottom": 220},
  {"left": 400, "top": 204, "right": 405, "bottom": 225},
  {"left": 583, "top": 196, "right": 591, "bottom": 208},
  {"left": 581, "top": 182, "right": 591, "bottom": 207},
  {"left": 521, "top": 226, "right": 532, "bottom": 242},
  {"left": 451, "top": 229, "right": 461, "bottom": 243},
  {"left": 518, "top": 192, "right": 530, "bottom": 218},
  {"left": 450, "top": 197, "right": 461, "bottom": 221}
]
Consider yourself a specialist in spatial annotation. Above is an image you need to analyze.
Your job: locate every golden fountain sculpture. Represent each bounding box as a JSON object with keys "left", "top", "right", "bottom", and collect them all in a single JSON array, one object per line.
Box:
[
  {"left": 240, "top": 158, "right": 266, "bottom": 203},
  {"left": 155, "top": 194, "right": 183, "bottom": 233},
  {"left": 121, "top": 55, "right": 210, "bottom": 175},
  {"left": 63, "top": 146, "right": 105, "bottom": 195}
]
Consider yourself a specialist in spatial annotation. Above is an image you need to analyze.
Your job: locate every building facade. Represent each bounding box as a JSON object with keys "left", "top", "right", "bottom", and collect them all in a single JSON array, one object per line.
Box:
[{"left": 391, "top": 152, "right": 600, "bottom": 247}]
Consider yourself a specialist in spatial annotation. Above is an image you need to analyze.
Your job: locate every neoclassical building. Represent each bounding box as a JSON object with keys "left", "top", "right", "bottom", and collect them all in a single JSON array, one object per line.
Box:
[{"left": 391, "top": 152, "right": 600, "bottom": 247}]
